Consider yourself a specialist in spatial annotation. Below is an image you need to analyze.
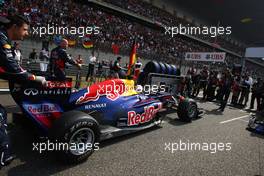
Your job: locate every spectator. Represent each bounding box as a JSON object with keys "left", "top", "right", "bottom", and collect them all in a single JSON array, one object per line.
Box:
[
  {"left": 13, "top": 42, "right": 22, "bottom": 65},
  {"left": 133, "top": 59, "right": 142, "bottom": 81},
  {"left": 86, "top": 51, "right": 97, "bottom": 82},
  {"left": 75, "top": 54, "right": 83, "bottom": 89},
  {"left": 2, "top": 0, "right": 264, "bottom": 78},
  {"left": 39, "top": 48, "right": 49, "bottom": 73},
  {"left": 111, "top": 56, "right": 122, "bottom": 78},
  {"left": 28, "top": 48, "right": 37, "bottom": 63}
]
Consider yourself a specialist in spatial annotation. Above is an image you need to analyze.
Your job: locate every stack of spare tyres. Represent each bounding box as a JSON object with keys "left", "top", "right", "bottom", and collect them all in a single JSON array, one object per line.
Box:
[
  {"left": 143, "top": 61, "right": 179, "bottom": 75},
  {"left": 137, "top": 61, "right": 180, "bottom": 85}
]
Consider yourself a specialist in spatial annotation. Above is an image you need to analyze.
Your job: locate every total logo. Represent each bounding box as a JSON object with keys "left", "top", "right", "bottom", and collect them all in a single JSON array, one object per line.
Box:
[
  {"left": 127, "top": 103, "right": 162, "bottom": 126},
  {"left": 46, "top": 81, "right": 72, "bottom": 88},
  {"left": 24, "top": 88, "right": 71, "bottom": 96},
  {"left": 24, "top": 103, "right": 62, "bottom": 114}
]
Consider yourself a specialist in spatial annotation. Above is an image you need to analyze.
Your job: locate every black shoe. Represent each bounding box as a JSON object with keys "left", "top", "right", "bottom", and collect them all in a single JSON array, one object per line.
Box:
[
  {"left": 216, "top": 107, "right": 224, "bottom": 112},
  {"left": 1, "top": 154, "right": 16, "bottom": 167},
  {"left": 4, "top": 155, "right": 16, "bottom": 166},
  {"left": 217, "top": 106, "right": 222, "bottom": 110}
]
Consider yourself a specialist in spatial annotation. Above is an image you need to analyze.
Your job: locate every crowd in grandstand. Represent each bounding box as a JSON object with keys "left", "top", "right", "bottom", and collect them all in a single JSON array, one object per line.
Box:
[
  {"left": 102, "top": 0, "right": 244, "bottom": 54},
  {"left": 0, "top": 0, "right": 263, "bottom": 78},
  {"left": 0, "top": 2, "right": 240, "bottom": 52}
]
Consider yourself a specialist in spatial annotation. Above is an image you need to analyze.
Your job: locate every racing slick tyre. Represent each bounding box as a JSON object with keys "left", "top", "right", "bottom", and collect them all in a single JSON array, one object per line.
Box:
[
  {"left": 143, "top": 61, "right": 160, "bottom": 73},
  {"left": 158, "top": 62, "right": 166, "bottom": 74},
  {"left": 164, "top": 63, "right": 172, "bottom": 74},
  {"left": 170, "top": 64, "right": 177, "bottom": 75},
  {"left": 177, "top": 99, "right": 198, "bottom": 122},
  {"left": 49, "top": 111, "right": 100, "bottom": 164}
]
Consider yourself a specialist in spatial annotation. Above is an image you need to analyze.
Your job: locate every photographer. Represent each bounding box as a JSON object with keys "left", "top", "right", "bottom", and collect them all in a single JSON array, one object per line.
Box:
[
  {"left": 218, "top": 69, "right": 233, "bottom": 112},
  {"left": 191, "top": 71, "right": 201, "bottom": 98},
  {"left": 199, "top": 66, "right": 209, "bottom": 99},
  {"left": 231, "top": 76, "right": 241, "bottom": 105},
  {"left": 238, "top": 73, "right": 253, "bottom": 107},
  {"left": 205, "top": 71, "right": 218, "bottom": 101},
  {"left": 250, "top": 78, "right": 262, "bottom": 111}
]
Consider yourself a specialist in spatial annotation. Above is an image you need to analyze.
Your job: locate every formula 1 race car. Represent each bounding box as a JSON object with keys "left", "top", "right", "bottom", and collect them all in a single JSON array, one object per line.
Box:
[{"left": 9, "top": 77, "right": 200, "bottom": 163}]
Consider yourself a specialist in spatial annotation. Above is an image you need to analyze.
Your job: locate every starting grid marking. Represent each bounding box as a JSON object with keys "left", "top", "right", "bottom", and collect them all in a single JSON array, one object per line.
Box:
[
  {"left": 194, "top": 97, "right": 251, "bottom": 125},
  {"left": 238, "top": 119, "right": 249, "bottom": 123},
  {"left": 219, "top": 115, "right": 249, "bottom": 124}
]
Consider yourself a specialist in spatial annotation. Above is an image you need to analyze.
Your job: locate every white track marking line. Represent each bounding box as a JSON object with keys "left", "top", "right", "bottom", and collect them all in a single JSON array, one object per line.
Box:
[
  {"left": 0, "top": 89, "right": 9, "bottom": 91},
  {"left": 220, "top": 115, "right": 249, "bottom": 124},
  {"left": 238, "top": 119, "right": 249, "bottom": 123}
]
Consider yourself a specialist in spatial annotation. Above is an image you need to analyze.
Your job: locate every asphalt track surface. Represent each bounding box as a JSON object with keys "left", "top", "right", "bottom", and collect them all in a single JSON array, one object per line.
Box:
[{"left": 0, "top": 93, "right": 263, "bottom": 176}]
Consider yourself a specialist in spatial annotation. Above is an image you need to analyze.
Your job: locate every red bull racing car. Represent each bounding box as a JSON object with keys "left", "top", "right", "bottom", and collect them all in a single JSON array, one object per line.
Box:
[{"left": 9, "top": 77, "right": 200, "bottom": 163}]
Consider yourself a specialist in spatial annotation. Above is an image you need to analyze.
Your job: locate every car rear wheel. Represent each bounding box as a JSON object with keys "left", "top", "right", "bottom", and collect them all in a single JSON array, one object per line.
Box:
[
  {"left": 50, "top": 111, "right": 99, "bottom": 164},
  {"left": 68, "top": 127, "right": 95, "bottom": 156}
]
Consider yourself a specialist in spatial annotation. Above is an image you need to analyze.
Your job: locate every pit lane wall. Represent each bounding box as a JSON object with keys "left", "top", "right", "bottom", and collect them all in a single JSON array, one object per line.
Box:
[
  {"left": 17, "top": 39, "right": 189, "bottom": 74},
  {"left": 19, "top": 39, "right": 134, "bottom": 65}
]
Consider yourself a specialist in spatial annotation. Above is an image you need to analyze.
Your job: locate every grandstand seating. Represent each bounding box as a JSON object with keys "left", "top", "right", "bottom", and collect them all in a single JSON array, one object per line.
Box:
[{"left": 1, "top": 0, "right": 263, "bottom": 78}]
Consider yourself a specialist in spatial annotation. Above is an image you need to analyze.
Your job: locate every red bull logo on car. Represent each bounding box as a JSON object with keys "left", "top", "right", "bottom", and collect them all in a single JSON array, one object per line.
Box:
[
  {"left": 23, "top": 103, "right": 63, "bottom": 128},
  {"left": 76, "top": 79, "right": 137, "bottom": 105},
  {"left": 127, "top": 103, "right": 162, "bottom": 126},
  {"left": 26, "top": 104, "right": 60, "bottom": 114}
]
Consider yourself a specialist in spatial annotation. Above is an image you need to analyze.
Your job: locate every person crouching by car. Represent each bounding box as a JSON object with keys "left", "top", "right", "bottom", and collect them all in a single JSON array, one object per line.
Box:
[
  {"left": 50, "top": 39, "right": 81, "bottom": 80},
  {"left": 0, "top": 14, "right": 46, "bottom": 167}
]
